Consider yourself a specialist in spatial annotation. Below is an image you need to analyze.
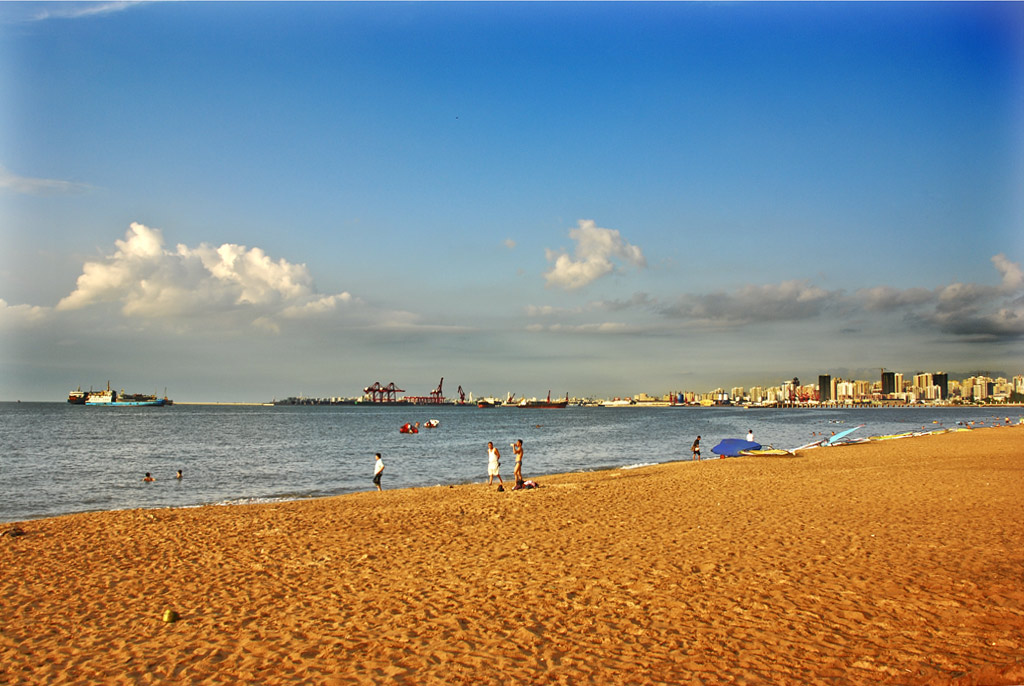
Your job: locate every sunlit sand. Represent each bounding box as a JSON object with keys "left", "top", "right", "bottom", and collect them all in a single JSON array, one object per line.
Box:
[{"left": 2, "top": 426, "right": 1022, "bottom": 684}]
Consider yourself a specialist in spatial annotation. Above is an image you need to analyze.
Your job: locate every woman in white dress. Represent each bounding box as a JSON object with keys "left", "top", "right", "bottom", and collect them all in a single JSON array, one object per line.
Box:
[{"left": 486, "top": 441, "right": 503, "bottom": 489}]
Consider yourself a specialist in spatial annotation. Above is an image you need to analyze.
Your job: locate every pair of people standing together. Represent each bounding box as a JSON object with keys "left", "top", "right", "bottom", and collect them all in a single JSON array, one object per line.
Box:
[{"left": 487, "top": 439, "right": 523, "bottom": 491}]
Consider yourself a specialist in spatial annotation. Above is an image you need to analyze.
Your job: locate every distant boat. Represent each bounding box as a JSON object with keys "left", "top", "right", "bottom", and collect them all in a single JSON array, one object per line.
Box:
[
  {"left": 517, "top": 391, "right": 569, "bottom": 409},
  {"left": 67, "top": 387, "right": 92, "bottom": 404},
  {"left": 601, "top": 398, "right": 635, "bottom": 407},
  {"left": 78, "top": 382, "right": 169, "bottom": 407}
]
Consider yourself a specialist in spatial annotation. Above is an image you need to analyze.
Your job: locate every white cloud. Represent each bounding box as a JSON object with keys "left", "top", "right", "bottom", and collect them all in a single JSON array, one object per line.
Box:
[
  {"left": 0, "top": 165, "right": 92, "bottom": 196},
  {"left": 504, "top": 239, "right": 517, "bottom": 250},
  {"left": 993, "top": 253, "right": 1023, "bottom": 291},
  {"left": 55, "top": 223, "right": 356, "bottom": 329},
  {"left": 281, "top": 293, "right": 355, "bottom": 318},
  {"left": 0, "top": 299, "right": 49, "bottom": 326},
  {"left": 24, "top": 2, "right": 142, "bottom": 22},
  {"left": 544, "top": 220, "right": 646, "bottom": 290},
  {"left": 547, "top": 322, "right": 630, "bottom": 333}
]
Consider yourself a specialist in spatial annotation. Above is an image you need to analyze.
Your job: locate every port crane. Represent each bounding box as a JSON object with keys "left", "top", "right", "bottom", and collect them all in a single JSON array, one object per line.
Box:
[{"left": 363, "top": 381, "right": 404, "bottom": 403}]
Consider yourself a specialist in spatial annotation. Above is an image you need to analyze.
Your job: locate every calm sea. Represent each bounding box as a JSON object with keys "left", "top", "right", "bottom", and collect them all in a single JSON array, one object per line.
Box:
[{"left": 1, "top": 402, "right": 1017, "bottom": 523}]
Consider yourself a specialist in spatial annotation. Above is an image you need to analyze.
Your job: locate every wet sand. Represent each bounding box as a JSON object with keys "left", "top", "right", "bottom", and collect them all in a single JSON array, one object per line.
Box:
[{"left": 2, "top": 425, "right": 1023, "bottom": 684}]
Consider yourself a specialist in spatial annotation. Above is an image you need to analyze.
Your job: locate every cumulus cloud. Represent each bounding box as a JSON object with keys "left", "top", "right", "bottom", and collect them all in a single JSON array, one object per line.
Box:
[
  {"left": 0, "top": 299, "right": 49, "bottom": 326},
  {"left": 525, "top": 253, "right": 1024, "bottom": 343},
  {"left": 854, "top": 254, "right": 1024, "bottom": 342},
  {"left": 993, "top": 253, "right": 1023, "bottom": 291},
  {"left": 921, "top": 255, "right": 1024, "bottom": 341},
  {"left": 544, "top": 220, "right": 646, "bottom": 290},
  {"left": 55, "top": 223, "right": 357, "bottom": 330},
  {"left": 0, "top": 165, "right": 92, "bottom": 196}
]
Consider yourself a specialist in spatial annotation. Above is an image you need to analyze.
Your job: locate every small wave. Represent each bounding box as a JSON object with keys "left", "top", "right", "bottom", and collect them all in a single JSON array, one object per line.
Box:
[
  {"left": 620, "top": 462, "right": 658, "bottom": 470},
  {"left": 212, "top": 495, "right": 308, "bottom": 508}
]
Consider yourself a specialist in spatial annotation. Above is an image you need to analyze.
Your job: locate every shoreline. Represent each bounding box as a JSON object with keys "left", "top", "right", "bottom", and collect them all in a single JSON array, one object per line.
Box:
[
  {"left": 5, "top": 419, "right": 1018, "bottom": 527},
  {"left": 3, "top": 425, "right": 1023, "bottom": 684}
]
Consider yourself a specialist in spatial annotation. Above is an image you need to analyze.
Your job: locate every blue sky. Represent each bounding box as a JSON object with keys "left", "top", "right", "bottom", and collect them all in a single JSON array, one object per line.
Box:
[{"left": 1, "top": 1, "right": 1022, "bottom": 402}]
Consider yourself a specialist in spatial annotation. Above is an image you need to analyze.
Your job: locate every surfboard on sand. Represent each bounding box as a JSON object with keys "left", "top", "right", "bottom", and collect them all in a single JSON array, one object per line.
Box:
[{"left": 825, "top": 424, "right": 865, "bottom": 445}]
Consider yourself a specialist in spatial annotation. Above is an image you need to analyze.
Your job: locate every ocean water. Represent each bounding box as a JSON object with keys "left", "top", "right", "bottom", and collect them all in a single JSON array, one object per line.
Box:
[{"left": 1, "top": 402, "right": 1017, "bottom": 523}]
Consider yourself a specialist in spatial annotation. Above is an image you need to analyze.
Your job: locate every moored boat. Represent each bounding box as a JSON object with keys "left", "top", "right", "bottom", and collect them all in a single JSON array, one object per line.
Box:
[{"left": 517, "top": 391, "right": 569, "bottom": 409}]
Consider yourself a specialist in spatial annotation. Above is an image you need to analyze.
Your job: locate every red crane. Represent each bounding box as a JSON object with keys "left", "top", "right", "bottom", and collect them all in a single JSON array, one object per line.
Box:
[{"left": 363, "top": 381, "right": 404, "bottom": 403}]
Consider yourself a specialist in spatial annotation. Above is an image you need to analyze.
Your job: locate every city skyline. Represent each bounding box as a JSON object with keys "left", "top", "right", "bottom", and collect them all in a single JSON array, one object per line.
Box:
[
  {"left": 2, "top": 2, "right": 1022, "bottom": 402},
  {"left": 267, "top": 367, "right": 1023, "bottom": 407}
]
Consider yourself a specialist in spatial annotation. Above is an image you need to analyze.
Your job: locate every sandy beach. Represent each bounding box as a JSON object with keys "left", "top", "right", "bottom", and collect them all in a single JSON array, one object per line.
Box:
[{"left": 2, "top": 425, "right": 1022, "bottom": 685}]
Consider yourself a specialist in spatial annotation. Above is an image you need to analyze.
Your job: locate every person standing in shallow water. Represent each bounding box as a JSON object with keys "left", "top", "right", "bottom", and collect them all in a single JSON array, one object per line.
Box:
[
  {"left": 487, "top": 442, "right": 503, "bottom": 489},
  {"left": 691, "top": 436, "right": 701, "bottom": 462}
]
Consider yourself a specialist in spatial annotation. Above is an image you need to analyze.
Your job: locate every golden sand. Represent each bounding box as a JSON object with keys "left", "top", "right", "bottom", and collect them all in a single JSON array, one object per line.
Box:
[{"left": 2, "top": 426, "right": 1023, "bottom": 685}]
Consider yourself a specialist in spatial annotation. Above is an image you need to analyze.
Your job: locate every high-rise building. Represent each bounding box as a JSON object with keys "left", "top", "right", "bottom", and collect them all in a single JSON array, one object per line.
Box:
[
  {"left": 818, "top": 375, "right": 832, "bottom": 403},
  {"left": 933, "top": 372, "right": 948, "bottom": 400},
  {"left": 881, "top": 371, "right": 896, "bottom": 396}
]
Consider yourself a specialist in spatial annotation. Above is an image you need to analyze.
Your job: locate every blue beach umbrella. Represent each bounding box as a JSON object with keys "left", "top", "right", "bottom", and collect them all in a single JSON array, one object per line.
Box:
[{"left": 711, "top": 439, "right": 761, "bottom": 457}]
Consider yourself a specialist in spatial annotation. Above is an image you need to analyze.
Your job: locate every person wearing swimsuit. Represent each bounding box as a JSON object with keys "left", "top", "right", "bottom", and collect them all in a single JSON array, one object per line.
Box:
[{"left": 512, "top": 439, "right": 524, "bottom": 488}]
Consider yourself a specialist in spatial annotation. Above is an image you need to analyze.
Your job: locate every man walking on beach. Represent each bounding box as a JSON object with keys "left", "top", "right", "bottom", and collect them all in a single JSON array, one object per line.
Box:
[
  {"left": 691, "top": 436, "right": 701, "bottom": 461},
  {"left": 373, "top": 453, "right": 384, "bottom": 492}
]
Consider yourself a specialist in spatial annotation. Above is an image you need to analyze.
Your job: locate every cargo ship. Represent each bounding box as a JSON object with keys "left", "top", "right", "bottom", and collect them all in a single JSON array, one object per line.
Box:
[
  {"left": 516, "top": 391, "right": 569, "bottom": 409},
  {"left": 67, "top": 387, "right": 92, "bottom": 404},
  {"left": 69, "top": 382, "right": 171, "bottom": 406}
]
